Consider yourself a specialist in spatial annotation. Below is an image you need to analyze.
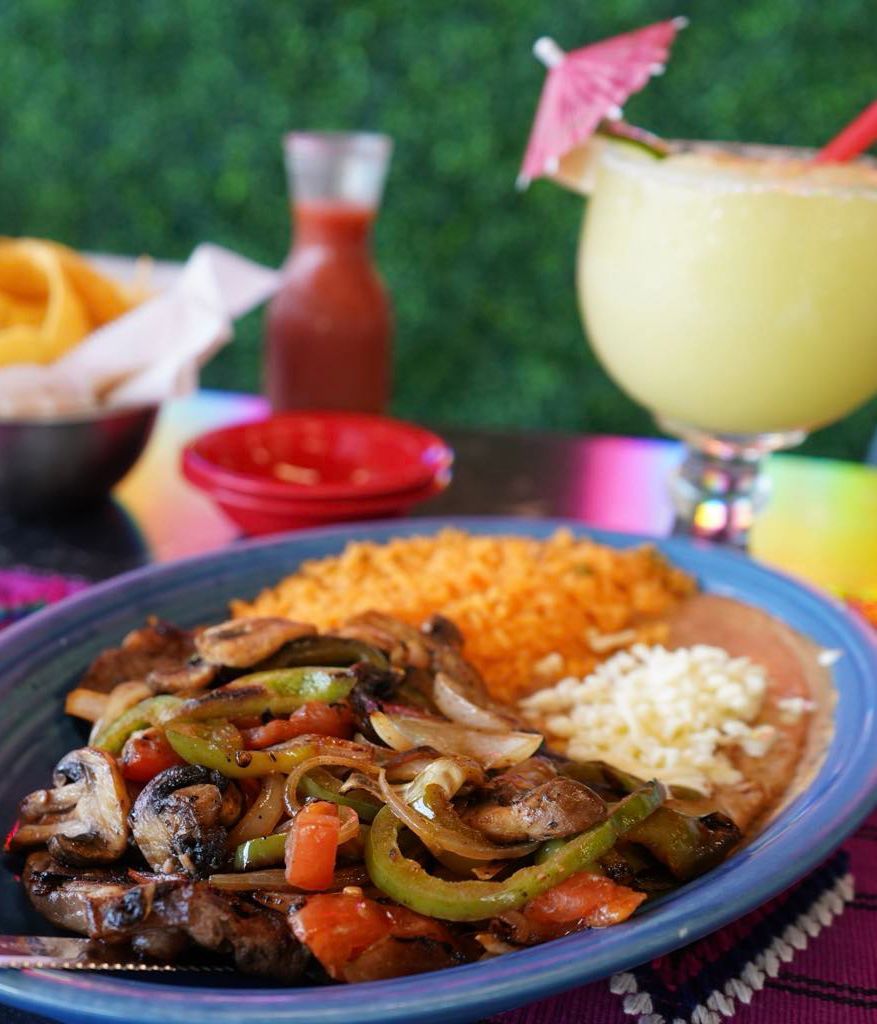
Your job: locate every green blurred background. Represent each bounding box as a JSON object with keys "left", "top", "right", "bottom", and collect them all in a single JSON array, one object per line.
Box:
[{"left": 1, "top": 0, "right": 874, "bottom": 458}]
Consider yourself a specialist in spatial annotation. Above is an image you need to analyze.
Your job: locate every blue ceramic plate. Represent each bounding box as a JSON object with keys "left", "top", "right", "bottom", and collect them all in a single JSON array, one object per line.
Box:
[{"left": 1, "top": 518, "right": 876, "bottom": 1024}]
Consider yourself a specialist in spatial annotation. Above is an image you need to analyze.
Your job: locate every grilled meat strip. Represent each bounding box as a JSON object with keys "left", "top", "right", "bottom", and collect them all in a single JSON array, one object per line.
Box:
[
  {"left": 22, "top": 852, "right": 307, "bottom": 981},
  {"left": 79, "top": 620, "right": 201, "bottom": 694}
]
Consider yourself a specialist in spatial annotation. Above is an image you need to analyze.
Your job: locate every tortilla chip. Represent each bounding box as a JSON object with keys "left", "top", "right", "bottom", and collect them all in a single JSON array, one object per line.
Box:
[
  {"left": 0, "top": 238, "right": 142, "bottom": 367},
  {"left": 43, "top": 240, "right": 139, "bottom": 325},
  {"left": 0, "top": 292, "right": 45, "bottom": 327},
  {"left": 0, "top": 244, "right": 49, "bottom": 301}
]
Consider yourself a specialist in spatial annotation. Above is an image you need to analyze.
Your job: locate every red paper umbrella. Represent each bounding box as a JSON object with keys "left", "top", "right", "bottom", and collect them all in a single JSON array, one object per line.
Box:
[{"left": 519, "top": 18, "right": 686, "bottom": 186}]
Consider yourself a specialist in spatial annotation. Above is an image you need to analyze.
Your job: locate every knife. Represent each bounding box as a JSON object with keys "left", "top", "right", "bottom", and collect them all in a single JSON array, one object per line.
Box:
[{"left": 0, "top": 935, "right": 231, "bottom": 972}]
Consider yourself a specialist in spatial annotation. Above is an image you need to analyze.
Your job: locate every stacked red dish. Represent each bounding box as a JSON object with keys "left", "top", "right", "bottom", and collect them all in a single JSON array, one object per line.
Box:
[{"left": 181, "top": 412, "right": 453, "bottom": 535}]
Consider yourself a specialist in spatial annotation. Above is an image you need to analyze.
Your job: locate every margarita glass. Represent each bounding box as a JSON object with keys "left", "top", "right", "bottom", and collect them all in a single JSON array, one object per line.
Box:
[{"left": 579, "top": 143, "right": 877, "bottom": 546}]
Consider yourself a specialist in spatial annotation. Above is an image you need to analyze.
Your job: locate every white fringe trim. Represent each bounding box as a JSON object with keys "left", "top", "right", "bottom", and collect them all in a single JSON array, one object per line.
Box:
[{"left": 609, "top": 871, "right": 854, "bottom": 1024}]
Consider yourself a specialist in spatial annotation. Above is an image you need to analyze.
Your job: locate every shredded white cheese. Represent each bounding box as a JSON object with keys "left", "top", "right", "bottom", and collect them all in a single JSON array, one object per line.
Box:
[
  {"left": 532, "top": 651, "right": 566, "bottom": 683},
  {"left": 520, "top": 644, "right": 775, "bottom": 794}
]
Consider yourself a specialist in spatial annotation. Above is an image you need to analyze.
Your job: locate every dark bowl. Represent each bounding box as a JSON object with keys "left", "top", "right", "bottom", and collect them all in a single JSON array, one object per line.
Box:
[{"left": 0, "top": 404, "right": 158, "bottom": 517}]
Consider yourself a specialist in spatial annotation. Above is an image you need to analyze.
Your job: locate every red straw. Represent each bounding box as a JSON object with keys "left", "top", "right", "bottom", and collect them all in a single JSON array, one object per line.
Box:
[{"left": 813, "top": 98, "right": 877, "bottom": 164}]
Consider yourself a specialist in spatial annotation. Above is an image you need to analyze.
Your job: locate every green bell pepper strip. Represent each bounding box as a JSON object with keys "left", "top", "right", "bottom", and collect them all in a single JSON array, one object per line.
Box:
[
  {"left": 557, "top": 760, "right": 738, "bottom": 879},
  {"left": 165, "top": 667, "right": 357, "bottom": 723},
  {"left": 299, "top": 768, "right": 381, "bottom": 822},
  {"left": 95, "top": 668, "right": 356, "bottom": 754},
  {"left": 166, "top": 729, "right": 318, "bottom": 779},
  {"left": 626, "top": 806, "right": 742, "bottom": 881},
  {"left": 556, "top": 759, "right": 646, "bottom": 796},
  {"left": 559, "top": 759, "right": 704, "bottom": 802},
  {"left": 535, "top": 838, "right": 605, "bottom": 876},
  {"left": 365, "top": 781, "right": 665, "bottom": 922},
  {"left": 534, "top": 837, "right": 567, "bottom": 865},
  {"left": 257, "top": 636, "right": 389, "bottom": 671},
  {"left": 233, "top": 831, "right": 287, "bottom": 871},
  {"left": 170, "top": 719, "right": 244, "bottom": 752},
  {"left": 92, "top": 695, "right": 183, "bottom": 754}
]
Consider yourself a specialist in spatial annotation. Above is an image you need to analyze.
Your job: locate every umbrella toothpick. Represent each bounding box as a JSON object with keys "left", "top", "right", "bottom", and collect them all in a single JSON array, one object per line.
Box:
[
  {"left": 533, "top": 37, "right": 566, "bottom": 69},
  {"left": 520, "top": 19, "right": 685, "bottom": 186}
]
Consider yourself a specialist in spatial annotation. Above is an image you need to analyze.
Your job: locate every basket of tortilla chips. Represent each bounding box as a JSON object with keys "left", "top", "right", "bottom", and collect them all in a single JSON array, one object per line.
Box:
[
  {"left": 0, "top": 238, "right": 143, "bottom": 370},
  {"left": 0, "top": 238, "right": 278, "bottom": 513}
]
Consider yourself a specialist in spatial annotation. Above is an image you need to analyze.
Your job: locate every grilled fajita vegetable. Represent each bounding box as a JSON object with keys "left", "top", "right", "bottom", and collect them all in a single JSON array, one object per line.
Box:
[
  {"left": 10, "top": 601, "right": 754, "bottom": 984},
  {"left": 554, "top": 758, "right": 742, "bottom": 880},
  {"left": 168, "top": 667, "right": 360, "bottom": 722},
  {"left": 92, "top": 695, "right": 183, "bottom": 754},
  {"left": 364, "top": 782, "right": 666, "bottom": 922}
]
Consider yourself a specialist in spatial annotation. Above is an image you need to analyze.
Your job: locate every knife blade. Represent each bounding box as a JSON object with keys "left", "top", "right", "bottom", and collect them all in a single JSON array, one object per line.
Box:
[{"left": 0, "top": 935, "right": 231, "bottom": 972}]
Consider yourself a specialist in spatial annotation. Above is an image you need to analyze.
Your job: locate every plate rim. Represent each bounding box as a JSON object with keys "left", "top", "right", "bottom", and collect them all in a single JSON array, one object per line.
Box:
[{"left": 1, "top": 515, "right": 876, "bottom": 1024}]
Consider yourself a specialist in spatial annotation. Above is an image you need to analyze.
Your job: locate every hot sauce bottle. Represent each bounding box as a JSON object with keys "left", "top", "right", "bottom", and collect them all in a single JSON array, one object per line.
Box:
[{"left": 265, "top": 132, "right": 393, "bottom": 413}]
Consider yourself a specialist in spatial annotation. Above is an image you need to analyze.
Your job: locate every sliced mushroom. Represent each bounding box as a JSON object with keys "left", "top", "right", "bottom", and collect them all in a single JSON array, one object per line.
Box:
[
  {"left": 195, "top": 618, "right": 316, "bottom": 668},
  {"left": 10, "top": 748, "right": 131, "bottom": 866},
  {"left": 338, "top": 611, "right": 431, "bottom": 669},
  {"left": 462, "top": 757, "right": 607, "bottom": 843},
  {"left": 129, "top": 765, "right": 242, "bottom": 877},
  {"left": 147, "top": 659, "right": 220, "bottom": 694}
]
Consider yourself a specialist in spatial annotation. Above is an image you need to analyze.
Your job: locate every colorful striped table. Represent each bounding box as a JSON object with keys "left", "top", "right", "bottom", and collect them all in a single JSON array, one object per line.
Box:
[{"left": 108, "top": 390, "right": 877, "bottom": 601}]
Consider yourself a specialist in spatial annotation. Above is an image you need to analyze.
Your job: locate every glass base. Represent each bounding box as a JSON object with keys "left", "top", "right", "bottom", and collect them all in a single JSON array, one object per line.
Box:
[{"left": 656, "top": 417, "right": 806, "bottom": 549}]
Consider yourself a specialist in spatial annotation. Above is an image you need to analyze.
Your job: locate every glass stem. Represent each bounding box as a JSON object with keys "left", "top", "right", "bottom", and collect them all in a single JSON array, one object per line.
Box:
[{"left": 659, "top": 419, "right": 805, "bottom": 549}]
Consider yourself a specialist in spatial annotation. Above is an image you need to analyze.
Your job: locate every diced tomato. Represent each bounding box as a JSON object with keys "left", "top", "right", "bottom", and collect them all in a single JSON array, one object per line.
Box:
[
  {"left": 291, "top": 893, "right": 392, "bottom": 977},
  {"left": 285, "top": 800, "right": 339, "bottom": 890},
  {"left": 242, "top": 702, "right": 354, "bottom": 749},
  {"left": 295, "top": 700, "right": 354, "bottom": 737},
  {"left": 520, "top": 871, "right": 646, "bottom": 940},
  {"left": 290, "top": 892, "right": 456, "bottom": 981},
  {"left": 241, "top": 719, "right": 304, "bottom": 749},
  {"left": 230, "top": 715, "right": 263, "bottom": 730},
  {"left": 120, "top": 728, "right": 185, "bottom": 782}
]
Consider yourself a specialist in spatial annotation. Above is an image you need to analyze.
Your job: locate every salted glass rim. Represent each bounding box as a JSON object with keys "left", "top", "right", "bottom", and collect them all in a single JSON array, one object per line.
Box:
[{"left": 599, "top": 139, "right": 877, "bottom": 199}]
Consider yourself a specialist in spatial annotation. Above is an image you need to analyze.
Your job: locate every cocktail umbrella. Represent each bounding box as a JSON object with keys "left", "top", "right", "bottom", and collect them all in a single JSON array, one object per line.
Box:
[{"left": 518, "top": 18, "right": 686, "bottom": 188}]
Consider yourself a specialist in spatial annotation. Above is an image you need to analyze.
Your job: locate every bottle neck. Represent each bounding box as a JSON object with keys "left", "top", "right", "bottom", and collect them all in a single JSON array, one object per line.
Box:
[{"left": 291, "top": 200, "right": 375, "bottom": 251}]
